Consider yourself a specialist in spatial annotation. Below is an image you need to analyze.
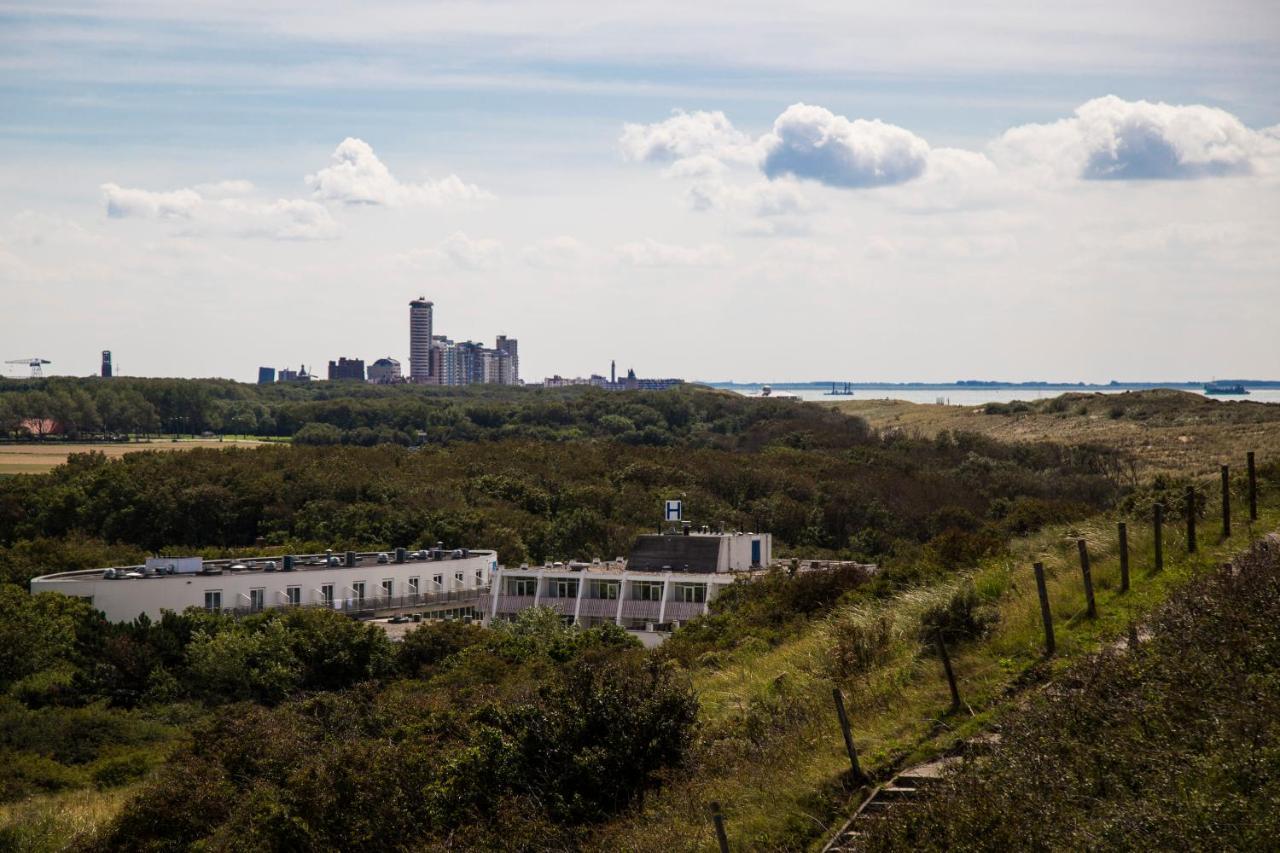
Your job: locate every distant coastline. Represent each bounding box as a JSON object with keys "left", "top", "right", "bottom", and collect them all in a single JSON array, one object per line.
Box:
[{"left": 704, "top": 380, "right": 1280, "bottom": 390}]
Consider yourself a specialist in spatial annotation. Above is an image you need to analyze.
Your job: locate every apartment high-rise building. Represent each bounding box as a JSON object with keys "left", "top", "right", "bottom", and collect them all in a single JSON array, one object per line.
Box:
[
  {"left": 257, "top": 366, "right": 276, "bottom": 385},
  {"left": 409, "top": 298, "right": 433, "bottom": 382},
  {"left": 496, "top": 336, "right": 519, "bottom": 384},
  {"left": 100, "top": 350, "right": 112, "bottom": 378}
]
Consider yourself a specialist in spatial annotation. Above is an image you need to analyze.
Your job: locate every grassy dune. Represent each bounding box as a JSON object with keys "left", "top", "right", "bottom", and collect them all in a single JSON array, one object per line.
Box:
[
  {"left": 592, "top": 497, "right": 1279, "bottom": 851},
  {"left": 831, "top": 389, "right": 1280, "bottom": 480}
]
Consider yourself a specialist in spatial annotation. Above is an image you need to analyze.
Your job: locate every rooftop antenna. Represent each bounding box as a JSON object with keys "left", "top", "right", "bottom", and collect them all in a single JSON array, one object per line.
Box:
[{"left": 5, "top": 357, "right": 51, "bottom": 378}]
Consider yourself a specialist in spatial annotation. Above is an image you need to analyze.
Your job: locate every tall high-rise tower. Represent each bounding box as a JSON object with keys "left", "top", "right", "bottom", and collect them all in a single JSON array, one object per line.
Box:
[
  {"left": 409, "top": 298, "right": 433, "bottom": 382},
  {"left": 496, "top": 335, "right": 519, "bottom": 383},
  {"left": 101, "top": 350, "right": 112, "bottom": 378}
]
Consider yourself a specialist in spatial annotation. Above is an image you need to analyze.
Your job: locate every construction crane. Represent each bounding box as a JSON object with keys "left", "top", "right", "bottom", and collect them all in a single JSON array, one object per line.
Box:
[{"left": 5, "top": 357, "right": 52, "bottom": 377}]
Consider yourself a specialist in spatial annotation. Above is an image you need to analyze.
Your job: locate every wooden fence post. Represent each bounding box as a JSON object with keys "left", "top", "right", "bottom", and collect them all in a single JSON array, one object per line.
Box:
[
  {"left": 1117, "top": 522, "right": 1130, "bottom": 593},
  {"left": 1077, "top": 538, "right": 1096, "bottom": 618},
  {"left": 831, "top": 688, "right": 868, "bottom": 784},
  {"left": 1186, "top": 486, "right": 1197, "bottom": 553},
  {"left": 1247, "top": 451, "right": 1257, "bottom": 522},
  {"left": 1033, "top": 562, "right": 1055, "bottom": 656},
  {"left": 709, "top": 802, "right": 730, "bottom": 853},
  {"left": 936, "top": 631, "right": 962, "bottom": 712},
  {"left": 1221, "top": 465, "right": 1231, "bottom": 539},
  {"left": 1154, "top": 503, "right": 1164, "bottom": 572}
]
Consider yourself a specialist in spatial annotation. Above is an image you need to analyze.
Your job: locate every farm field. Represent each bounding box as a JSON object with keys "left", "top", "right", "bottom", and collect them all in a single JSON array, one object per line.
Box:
[{"left": 0, "top": 439, "right": 269, "bottom": 475}]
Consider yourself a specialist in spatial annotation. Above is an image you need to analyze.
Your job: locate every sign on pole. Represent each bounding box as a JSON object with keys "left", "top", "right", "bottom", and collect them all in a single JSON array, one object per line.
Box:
[{"left": 664, "top": 500, "right": 683, "bottom": 522}]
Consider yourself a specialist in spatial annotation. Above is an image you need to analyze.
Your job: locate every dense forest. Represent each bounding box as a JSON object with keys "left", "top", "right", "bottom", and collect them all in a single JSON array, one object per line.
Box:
[
  {"left": 0, "top": 376, "right": 861, "bottom": 446},
  {"left": 0, "top": 416, "right": 1127, "bottom": 588}
]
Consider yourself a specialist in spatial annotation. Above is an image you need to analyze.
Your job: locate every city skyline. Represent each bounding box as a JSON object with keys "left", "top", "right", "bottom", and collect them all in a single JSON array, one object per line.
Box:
[{"left": 2, "top": 2, "right": 1278, "bottom": 383}]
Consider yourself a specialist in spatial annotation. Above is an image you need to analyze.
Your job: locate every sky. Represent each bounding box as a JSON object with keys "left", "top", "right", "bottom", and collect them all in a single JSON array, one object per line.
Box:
[{"left": 1, "top": 1, "right": 1278, "bottom": 383}]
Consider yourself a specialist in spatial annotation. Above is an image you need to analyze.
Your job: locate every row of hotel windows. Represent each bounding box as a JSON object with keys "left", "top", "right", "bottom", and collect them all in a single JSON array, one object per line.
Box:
[
  {"left": 202, "top": 571, "right": 481, "bottom": 612},
  {"left": 505, "top": 578, "right": 706, "bottom": 603}
]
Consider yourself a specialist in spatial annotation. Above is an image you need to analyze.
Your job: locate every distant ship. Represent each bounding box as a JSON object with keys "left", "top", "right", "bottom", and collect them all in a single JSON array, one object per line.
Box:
[{"left": 1204, "top": 381, "right": 1249, "bottom": 396}]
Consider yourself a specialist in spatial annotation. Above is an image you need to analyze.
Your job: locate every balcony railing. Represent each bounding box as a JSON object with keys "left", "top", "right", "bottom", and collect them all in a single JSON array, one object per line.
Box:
[
  {"left": 578, "top": 598, "right": 620, "bottom": 618},
  {"left": 664, "top": 600, "right": 706, "bottom": 621},
  {"left": 540, "top": 597, "right": 576, "bottom": 615},
  {"left": 225, "top": 586, "right": 490, "bottom": 619},
  {"left": 620, "top": 600, "right": 661, "bottom": 620},
  {"left": 494, "top": 594, "right": 536, "bottom": 614}
]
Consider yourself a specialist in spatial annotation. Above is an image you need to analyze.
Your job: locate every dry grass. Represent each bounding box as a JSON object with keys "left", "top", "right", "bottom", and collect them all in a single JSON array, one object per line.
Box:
[
  {"left": 0, "top": 439, "right": 269, "bottom": 475},
  {"left": 831, "top": 389, "right": 1280, "bottom": 480},
  {"left": 0, "top": 784, "right": 138, "bottom": 851}
]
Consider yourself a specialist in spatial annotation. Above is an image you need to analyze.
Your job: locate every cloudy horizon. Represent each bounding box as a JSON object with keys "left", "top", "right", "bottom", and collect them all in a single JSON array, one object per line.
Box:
[{"left": 2, "top": 1, "right": 1278, "bottom": 383}]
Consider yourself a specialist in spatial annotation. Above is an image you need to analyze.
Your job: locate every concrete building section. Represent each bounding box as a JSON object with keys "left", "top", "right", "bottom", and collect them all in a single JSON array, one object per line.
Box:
[
  {"left": 487, "top": 532, "right": 773, "bottom": 631},
  {"left": 409, "top": 297, "right": 433, "bottom": 382},
  {"left": 367, "top": 357, "right": 401, "bottom": 384},
  {"left": 31, "top": 549, "right": 497, "bottom": 624}
]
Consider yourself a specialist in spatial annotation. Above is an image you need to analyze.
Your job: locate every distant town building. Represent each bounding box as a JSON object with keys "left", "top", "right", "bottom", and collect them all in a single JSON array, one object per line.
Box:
[
  {"left": 366, "top": 357, "right": 401, "bottom": 384},
  {"left": 257, "top": 366, "right": 276, "bottom": 385},
  {"left": 100, "top": 350, "right": 112, "bottom": 378},
  {"left": 542, "top": 364, "right": 681, "bottom": 391},
  {"left": 327, "top": 357, "right": 366, "bottom": 382},
  {"left": 278, "top": 365, "right": 312, "bottom": 383},
  {"left": 409, "top": 298, "right": 433, "bottom": 383}
]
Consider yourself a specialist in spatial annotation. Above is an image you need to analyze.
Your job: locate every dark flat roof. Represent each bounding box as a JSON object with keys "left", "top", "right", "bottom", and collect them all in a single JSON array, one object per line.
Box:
[{"left": 627, "top": 535, "right": 722, "bottom": 572}]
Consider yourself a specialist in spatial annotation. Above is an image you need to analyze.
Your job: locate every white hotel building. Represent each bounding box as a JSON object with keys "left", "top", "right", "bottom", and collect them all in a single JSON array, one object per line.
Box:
[
  {"left": 489, "top": 532, "right": 772, "bottom": 629},
  {"left": 31, "top": 548, "right": 496, "bottom": 624}
]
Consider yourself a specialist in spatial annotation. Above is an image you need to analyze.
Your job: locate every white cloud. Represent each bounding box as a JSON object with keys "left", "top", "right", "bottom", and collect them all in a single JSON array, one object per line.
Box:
[
  {"left": 396, "top": 231, "right": 504, "bottom": 270},
  {"left": 619, "top": 109, "right": 754, "bottom": 166},
  {"left": 614, "top": 238, "right": 730, "bottom": 267},
  {"left": 102, "top": 182, "right": 202, "bottom": 219},
  {"left": 688, "top": 178, "right": 810, "bottom": 218},
  {"left": 519, "top": 235, "right": 593, "bottom": 269},
  {"left": 761, "top": 103, "right": 931, "bottom": 188},
  {"left": 306, "top": 137, "right": 490, "bottom": 206},
  {"left": 194, "top": 179, "right": 255, "bottom": 198},
  {"left": 993, "top": 96, "right": 1280, "bottom": 181},
  {"left": 100, "top": 182, "right": 338, "bottom": 240}
]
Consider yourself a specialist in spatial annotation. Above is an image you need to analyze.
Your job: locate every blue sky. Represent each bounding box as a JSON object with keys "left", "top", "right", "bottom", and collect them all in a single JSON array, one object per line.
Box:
[{"left": 2, "top": 1, "right": 1278, "bottom": 382}]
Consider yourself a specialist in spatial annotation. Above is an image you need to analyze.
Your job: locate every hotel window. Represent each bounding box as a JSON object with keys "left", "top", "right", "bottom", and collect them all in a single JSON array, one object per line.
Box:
[
  {"left": 511, "top": 578, "right": 536, "bottom": 596},
  {"left": 321, "top": 584, "right": 334, "bottom": 604},
  {"left": 554, "top": 579, "right": 579, "bottom": 599},
  {"left": 286, "top": 586, "right": 301, "bottom": 606},
  {"left": 249, "top": 588, "right": 265, "bottom": 612},
  {"left": 352, "top": 581, "right": 365, "bottom": 602},
  {"left": 632, "top": 581, "right": 663, "bottom": 601},
  {"left": 381, "top": 579, "right": 394, "bottom": 600},
  {"left": 454, "top": 571, "right": 464, "bottom": 583},
  {"left": 433, "top": 574, "right": 443, "bottom": 588},
  {"left": 204, "top": 590, "right": 222, "bottom": 611},
  {"left": 676, "top": 584, "right": 706, "bottom": 603},
  {"left": 595, "top": 581, "right": 619, "bottom": 600},
  {"left": 408, "top": 577, "right": 419, "bottom": 596}
]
